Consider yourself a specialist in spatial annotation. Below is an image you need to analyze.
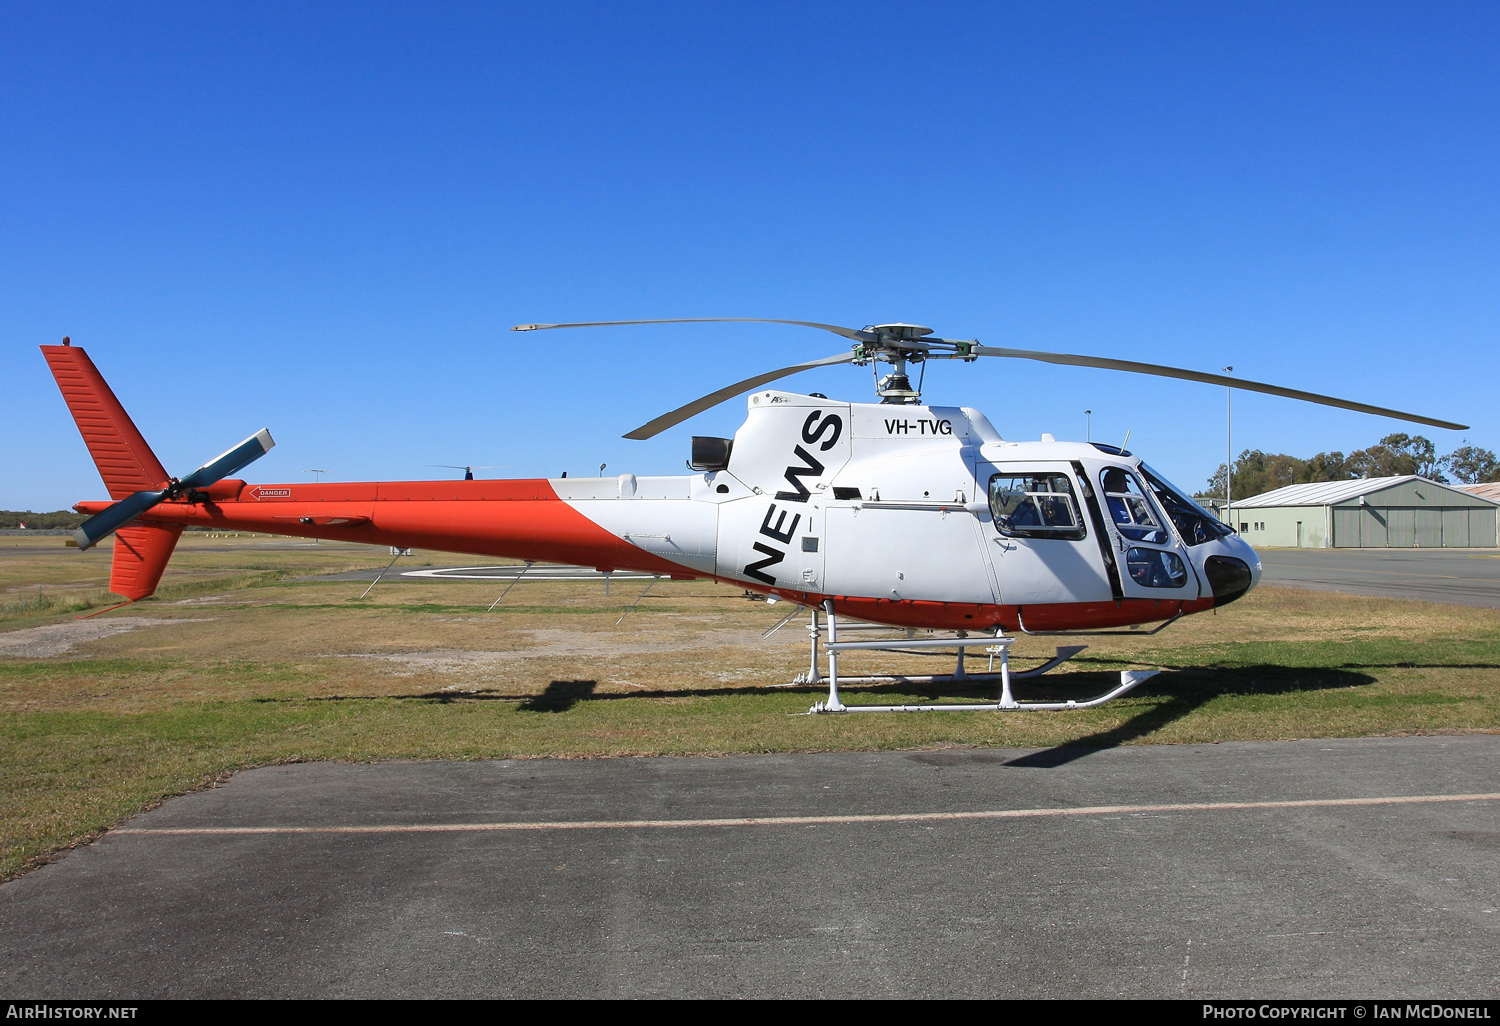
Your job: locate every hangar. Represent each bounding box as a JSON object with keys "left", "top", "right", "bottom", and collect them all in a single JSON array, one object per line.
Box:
[{"left": 1229, "top": 476, "right": 1499, "bottom": 548}]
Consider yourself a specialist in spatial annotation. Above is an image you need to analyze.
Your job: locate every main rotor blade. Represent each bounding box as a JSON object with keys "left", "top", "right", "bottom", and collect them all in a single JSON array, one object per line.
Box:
[
  {"left": 624, "top": 352, "right": 858, "bottom": 440},
  {"left": 72, "top": 489, "right": 168, "bottom": 551},
  {"left": 178, "top": 429, "right": 276, "bottom": 491},
  {"left": 513, "top": 318, "right": 876, "bottom": 344},
  {"left": 972, "top": 346, "right": 1467, "bottom": 431}
]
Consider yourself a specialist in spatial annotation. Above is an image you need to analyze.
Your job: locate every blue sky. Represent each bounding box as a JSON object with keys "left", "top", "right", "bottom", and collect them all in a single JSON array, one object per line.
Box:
[{"left": 4, "top": 2, "right": 1497, "bottom": 510}]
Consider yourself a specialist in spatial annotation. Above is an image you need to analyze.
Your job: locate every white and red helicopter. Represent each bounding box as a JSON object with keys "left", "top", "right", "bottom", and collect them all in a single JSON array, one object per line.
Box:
[{"left": 43, "top": 319, "right": 1464, "bottom": 713}]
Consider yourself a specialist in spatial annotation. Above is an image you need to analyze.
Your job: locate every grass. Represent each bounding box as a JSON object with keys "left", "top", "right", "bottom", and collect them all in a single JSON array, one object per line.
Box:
[{"left": 1, "top": 534, "right": 1498, "bottom": 880}]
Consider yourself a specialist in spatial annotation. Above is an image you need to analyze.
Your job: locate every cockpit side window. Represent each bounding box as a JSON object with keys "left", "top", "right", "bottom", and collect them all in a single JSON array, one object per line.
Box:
[
  {"left": 1099, "top": 467, "right": 1168, "bottom": 544},
  {"left": 988, "top": 473, "right": 1086, "bottom": 541},
  {"left": 1139, "top": 464, "right": 1234, "bottom": 546}
]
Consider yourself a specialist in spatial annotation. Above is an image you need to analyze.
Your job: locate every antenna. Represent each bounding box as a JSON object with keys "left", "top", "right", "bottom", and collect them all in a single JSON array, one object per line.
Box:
[{"left": 1224, "top": 366, "right": 1234, "bottom": 530}]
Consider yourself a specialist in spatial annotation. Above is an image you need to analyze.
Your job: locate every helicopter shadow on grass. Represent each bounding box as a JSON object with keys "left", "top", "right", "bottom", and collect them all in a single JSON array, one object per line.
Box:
[
  {"left": 371, "top": 657, "right": 1378, "bottom": 735},
  {"left": 1001, "top": 659, "right": 1377, "bottom": 768},
  {"left": 516, "top": 679, "right": 598, "bottom": 712}
]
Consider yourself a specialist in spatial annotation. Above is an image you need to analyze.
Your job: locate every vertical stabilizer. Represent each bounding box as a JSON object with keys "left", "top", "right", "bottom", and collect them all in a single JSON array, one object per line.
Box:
[
  {"left": 41, "top": 342, "right": 170, "bottom": 500},
  {"left": 110, "top": 523, "right": 184, "bottom": 601}
]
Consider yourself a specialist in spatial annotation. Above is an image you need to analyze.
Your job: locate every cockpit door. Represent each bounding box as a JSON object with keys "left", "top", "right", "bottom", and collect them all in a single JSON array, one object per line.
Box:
[
  {"left": 1092, "top": 462, "right": 1200, "bottom": 601},
  {"left": 979, "top": 462, "right": 1114, "bottom": 607}
]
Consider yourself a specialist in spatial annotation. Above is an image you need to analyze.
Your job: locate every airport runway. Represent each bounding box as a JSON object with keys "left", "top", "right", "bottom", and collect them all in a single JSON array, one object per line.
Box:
[
  {"left": 2, "top": 735, "right": 1497, "bottom": 999},
  {"left": 1257, "top": 549, "right": 1500, "bottom": 608}
]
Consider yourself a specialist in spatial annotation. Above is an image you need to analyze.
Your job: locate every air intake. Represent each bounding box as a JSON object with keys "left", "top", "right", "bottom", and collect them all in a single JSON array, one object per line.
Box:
[{"left": 690, "top": 436, "right": 733, "bottom": 472}]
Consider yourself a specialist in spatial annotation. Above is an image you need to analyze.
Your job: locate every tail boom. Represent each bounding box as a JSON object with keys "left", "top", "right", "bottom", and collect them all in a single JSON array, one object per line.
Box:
[{"left": 81, "top": 478, "right": 698, "bottom": 577}]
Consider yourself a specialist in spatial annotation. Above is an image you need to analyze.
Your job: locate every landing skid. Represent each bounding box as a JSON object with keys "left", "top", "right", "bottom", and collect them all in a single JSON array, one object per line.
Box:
[
  {"left": 791, "top": 601, "right": 1159, "bottom": 714},
  {"left": 808, "top": 670, "right": 1159, "bottom": 714}
]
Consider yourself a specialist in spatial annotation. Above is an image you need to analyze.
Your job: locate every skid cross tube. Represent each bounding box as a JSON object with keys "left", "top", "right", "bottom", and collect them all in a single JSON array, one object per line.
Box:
[
  {"left": 822, "top": 600, "right": 844, "bottom": 711},
  {"left": 812, "top": 629, "right": 1015, "bottom": 713},
  {"left": 806, "top": 606, "right": 821, "bottom": 683}
]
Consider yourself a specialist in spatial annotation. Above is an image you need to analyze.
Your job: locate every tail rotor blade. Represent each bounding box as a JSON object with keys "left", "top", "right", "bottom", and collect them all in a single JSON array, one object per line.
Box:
[
  {"left": 72, "top": 489, "right": 169, "bottom": 550},
  {"left": 178, "top": 429, "right": 276, "bottom": 490}
]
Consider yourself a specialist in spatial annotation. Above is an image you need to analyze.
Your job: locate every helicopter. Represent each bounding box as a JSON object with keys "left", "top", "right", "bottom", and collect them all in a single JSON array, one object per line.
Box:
[{"left": 41, "top": 319, "right": 1464, "bottom": 712}]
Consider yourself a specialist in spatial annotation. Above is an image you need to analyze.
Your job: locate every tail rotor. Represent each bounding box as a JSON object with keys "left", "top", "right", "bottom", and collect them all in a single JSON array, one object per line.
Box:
[{"left": 72, "top": 429, "right": 275, "bottom": 550}]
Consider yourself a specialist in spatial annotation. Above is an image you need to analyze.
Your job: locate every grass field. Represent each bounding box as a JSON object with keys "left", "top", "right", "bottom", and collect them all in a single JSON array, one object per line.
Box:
[{"left": 2, "top": 533, "right": 1498, "bottom": 880}]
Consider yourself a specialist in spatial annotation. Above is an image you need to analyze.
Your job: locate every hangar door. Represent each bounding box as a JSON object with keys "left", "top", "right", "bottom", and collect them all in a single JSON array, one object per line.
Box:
[{"left": 1333, "top": 506, "right": 1496, "bottom": 547}]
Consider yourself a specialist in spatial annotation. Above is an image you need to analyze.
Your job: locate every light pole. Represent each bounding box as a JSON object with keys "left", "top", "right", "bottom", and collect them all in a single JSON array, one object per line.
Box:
[
  {"left": 306, "top": 470, "right": 328, "bottom": 543},
  {"left": 1223, "top": 367, "right": 1233, "bottom": 530},
  {"left": 1085, "top": 410, "right": 1092, "bottom": 442}
]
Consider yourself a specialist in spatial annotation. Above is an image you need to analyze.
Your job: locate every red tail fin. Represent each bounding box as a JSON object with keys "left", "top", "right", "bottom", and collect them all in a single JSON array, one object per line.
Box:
[
  {"left": 111, "top": 523, "right": 184, "bottom": 601},
  {"left": 44, "top": 341, "right": 182, "bottom": 604},
  {"left": 41, "top": 342, "right": 170, "bottom": 500}
]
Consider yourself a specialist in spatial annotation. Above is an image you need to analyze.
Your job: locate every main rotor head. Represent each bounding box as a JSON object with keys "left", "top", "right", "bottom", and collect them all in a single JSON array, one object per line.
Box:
[{"left": 852, "top": 323, "right": 977, "bottom": 404}]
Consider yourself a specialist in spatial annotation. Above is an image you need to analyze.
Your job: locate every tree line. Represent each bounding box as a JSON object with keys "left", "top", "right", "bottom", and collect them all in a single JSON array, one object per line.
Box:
[
  {"left": 0, "top": 510, "right": 87, "bottom": 529},
  {"left": 1198, "top": 434, "right": 1500, "bottom": 501}
]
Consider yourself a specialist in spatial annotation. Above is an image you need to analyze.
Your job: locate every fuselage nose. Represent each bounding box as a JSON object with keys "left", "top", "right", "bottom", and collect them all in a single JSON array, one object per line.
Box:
[
  {"left": 1231, "top": 535, "right": 1263, "bottom": 593},
  {"left": 1193, "top": 533, "right": 1261, "bottom": 606}
]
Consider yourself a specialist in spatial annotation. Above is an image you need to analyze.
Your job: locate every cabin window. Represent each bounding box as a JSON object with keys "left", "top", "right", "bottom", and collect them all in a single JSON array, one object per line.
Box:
[
  {"left": 1139, "top": 464, "right": 1233, "bottom": 546},
  {"left": 1100, "top": 467, "right": 1168, "bottom": 544},
  {"left": 988, "top": 473, "right": 1086, "bottom": 541},
  {"left": 1126, "top": 547, "right": 1188, "bottom": 588}
]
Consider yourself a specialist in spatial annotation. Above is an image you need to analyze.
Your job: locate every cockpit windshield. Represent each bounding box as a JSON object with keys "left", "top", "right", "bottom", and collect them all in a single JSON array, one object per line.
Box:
[{"left": 1140, "top": 464, "right": 1234, "bottom": 546}]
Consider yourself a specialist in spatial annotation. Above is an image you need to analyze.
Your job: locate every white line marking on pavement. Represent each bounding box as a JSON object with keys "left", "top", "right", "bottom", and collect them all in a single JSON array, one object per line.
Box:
[{"left": 112, "top": 792, "right": 1500, "bottom": 837}]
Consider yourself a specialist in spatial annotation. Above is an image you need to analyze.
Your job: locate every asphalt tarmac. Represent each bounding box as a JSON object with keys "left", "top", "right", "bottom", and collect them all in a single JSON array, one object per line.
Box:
[
  {"left": 1257, "top": 548, "right": 1500, "bottom": 608},
  {"left": 2, "top": 735, "right": 1497, "bottom": 999}
]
